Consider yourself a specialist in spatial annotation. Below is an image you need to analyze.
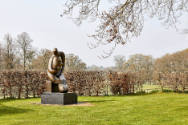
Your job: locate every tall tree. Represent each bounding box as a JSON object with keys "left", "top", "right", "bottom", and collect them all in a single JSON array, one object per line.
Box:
[
  {"left": 65, "top": 54, "right": 87, "bottom": 71},
  {"left": 0, "top": 43, "right": 3, "bottom": 70},
  {"left": 17, "top": 32, "right": 33, "bottom": 70},
  {"left": 3, "top": 34, "right": 15, "bottom": 69},
  {"left": 32, "top": 49, "right": 51, "bottom": 70},
  {"left": 27, "top": 49, "right": 36, "bottom": 69},
  {"left": 114, "top": 55, "right": 126, "bottom": 71},
  {"left": 125, "top": 54, "right": 154, "bottom": 82},
  {"left": 125, "top": 54, "right": 154, "bottom": 72},
  {"left": 155, "top": 48, "right": 188, "bottom": 73}
]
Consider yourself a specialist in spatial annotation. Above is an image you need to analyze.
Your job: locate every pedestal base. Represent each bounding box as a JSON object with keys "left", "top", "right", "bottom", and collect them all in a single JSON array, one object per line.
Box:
[{"left": 41, "top": 92, "right": 77, "bottom": 105}]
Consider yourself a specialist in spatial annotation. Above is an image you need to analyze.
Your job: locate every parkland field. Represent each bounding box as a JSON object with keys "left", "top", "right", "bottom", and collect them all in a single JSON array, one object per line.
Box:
[{"left": 1, "top": 93, "right": 188, "bottom": 125}]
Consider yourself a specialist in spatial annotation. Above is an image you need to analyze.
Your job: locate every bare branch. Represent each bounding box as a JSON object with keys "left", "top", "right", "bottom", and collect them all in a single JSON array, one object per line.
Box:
[{"left": 62, "top": 0, "right": 188, "bottom": 57}]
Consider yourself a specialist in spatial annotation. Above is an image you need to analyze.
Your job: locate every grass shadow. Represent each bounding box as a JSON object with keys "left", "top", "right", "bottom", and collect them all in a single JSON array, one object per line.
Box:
[
  {"left": 110, "top": 90, "right": 160, "bottom": 97},
  {"left": 161, "top": 89, "right": 188, "bottom": 94},
  {"left": 0, "top": 98, "right": 17, "bottom": 103},
  {"left": 81, "top": 100, "right": 116, "bottom": 103},
  {"left": 0, "top": 102, "right": 33, "bottom": 116}
]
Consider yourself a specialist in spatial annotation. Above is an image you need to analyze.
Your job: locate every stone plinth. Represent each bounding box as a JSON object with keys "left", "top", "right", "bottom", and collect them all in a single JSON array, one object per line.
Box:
[{"left": 41, "top": 92, "right": 77, "bottom": 105}]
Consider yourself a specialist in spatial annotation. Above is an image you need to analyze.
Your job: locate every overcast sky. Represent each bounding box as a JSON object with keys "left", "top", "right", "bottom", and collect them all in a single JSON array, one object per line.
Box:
[{"left": 0, "top": 0, "right": 187, "bottom": 67}]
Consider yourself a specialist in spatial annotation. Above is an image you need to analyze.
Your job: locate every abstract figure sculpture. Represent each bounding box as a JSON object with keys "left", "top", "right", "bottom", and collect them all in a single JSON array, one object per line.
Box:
[
  {"left": 47, "top": 48, "right": 68, "bottom": 93},
  {"left": 41, "top": 48, "right": 77, "bottom": 105}
]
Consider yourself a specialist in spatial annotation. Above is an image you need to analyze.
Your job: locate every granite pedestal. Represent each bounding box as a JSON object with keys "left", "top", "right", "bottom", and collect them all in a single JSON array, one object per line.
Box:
[{"left": 41, "top": 92, "right": 77, "bottom": 105}]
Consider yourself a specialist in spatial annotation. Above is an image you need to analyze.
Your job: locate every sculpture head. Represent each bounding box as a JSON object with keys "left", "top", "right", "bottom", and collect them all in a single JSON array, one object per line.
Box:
[{"left": 53, "top": 48, "right": 58, "bottom": 56}]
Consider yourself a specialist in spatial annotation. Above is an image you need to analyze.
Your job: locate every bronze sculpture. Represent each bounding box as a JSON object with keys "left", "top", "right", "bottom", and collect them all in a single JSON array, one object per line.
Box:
[
  {"left": 47, "top": 48, "right": 68, "bottom": 93},
  {"left": 42, "top": 48, "right": 77, "bottom": 105}
]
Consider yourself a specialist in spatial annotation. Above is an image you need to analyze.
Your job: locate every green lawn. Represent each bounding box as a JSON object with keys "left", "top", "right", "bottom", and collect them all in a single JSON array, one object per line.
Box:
[{"left": 1, "top": 93, "right": 188, "bottom": 125}]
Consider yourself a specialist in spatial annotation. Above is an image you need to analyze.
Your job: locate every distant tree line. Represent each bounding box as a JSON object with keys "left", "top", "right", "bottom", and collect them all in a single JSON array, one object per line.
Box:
[
  {"left": 113, "top": 49, "right": 188, "bottom": 83},
  {"left": 0, "top": 32, "right": 87, "bottom": 71},
  {"left": 0, "top": 32, "right": 187, "bottom": 75}
]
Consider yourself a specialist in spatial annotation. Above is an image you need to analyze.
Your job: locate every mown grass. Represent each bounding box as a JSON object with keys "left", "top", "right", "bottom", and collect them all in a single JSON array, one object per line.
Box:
[{"left": 1, "top": 93, "right": 188, "bottom": 125}]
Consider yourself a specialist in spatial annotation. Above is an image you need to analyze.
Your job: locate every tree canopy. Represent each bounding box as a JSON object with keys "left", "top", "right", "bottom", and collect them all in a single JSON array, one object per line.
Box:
[{"left": 62, "top": 0, "right": 188, "bottom": 57}]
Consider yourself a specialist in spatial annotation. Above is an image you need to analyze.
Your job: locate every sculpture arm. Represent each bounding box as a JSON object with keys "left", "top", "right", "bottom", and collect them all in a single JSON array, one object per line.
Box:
[
  {"left": 48, "top": 56, "right": 57, "bottom": 74},
  {"left": 48, "top": 69, "right": 56, "bottom": 74},
  {"left": 47, "top": 71, "right": 61, "bottom": 83}
]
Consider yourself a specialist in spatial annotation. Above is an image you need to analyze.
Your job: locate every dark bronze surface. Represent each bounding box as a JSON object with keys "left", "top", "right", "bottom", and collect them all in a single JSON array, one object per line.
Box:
[{"left": 46, "top": 48, "right": 68, "bottom": 93}]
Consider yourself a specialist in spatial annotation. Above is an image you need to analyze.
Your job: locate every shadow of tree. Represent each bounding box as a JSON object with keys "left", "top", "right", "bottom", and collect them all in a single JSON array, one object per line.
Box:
[
  {"left": 0, "top": 104, "right": 33, "bottom": 116},
  {"left": 0, "top": 98, "right": 27, "bottom": 103},
  {"left": 81, "top": 100, "right": 116, "bottom": 103}
]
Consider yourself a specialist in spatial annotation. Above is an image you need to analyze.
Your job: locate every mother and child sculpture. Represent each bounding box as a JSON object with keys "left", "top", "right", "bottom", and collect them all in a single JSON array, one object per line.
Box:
[
  {"left": 46, "top": 48, "right": 68, "bottom": 93},
  {"left": 41, "top": 48, "right": 77, "bottom": 105}
]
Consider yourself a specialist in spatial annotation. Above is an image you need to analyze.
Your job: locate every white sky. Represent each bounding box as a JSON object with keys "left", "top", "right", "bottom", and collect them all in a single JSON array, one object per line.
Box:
[{"left": 0, "top": 0, "right": 187, "bottom": 67}]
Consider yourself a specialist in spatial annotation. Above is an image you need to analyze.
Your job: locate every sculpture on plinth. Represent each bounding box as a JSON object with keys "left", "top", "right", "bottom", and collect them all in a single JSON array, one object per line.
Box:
[
  {"left": 46, "top": 48, "right": 68, "bottom": 93},
  {"left": 41, "top": 48, "right": 77, "bottom": 105}
]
